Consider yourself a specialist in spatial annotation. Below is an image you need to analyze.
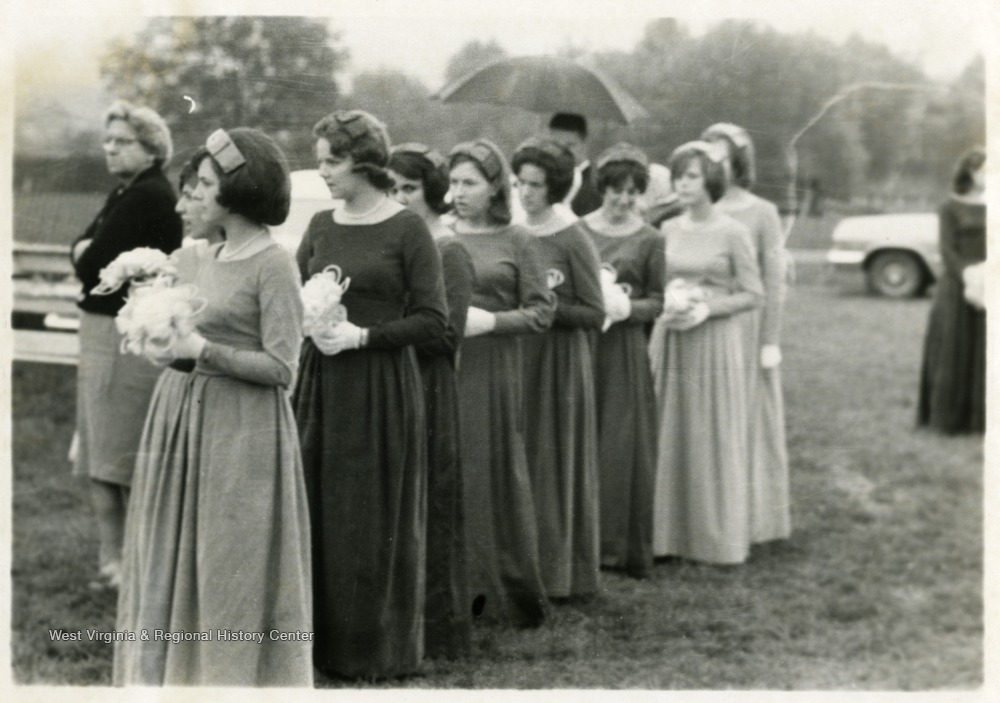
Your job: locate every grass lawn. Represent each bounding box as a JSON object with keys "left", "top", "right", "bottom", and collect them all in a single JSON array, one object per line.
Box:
[{"left": 10, "top": 271, "right": 982, "bottom": 688}]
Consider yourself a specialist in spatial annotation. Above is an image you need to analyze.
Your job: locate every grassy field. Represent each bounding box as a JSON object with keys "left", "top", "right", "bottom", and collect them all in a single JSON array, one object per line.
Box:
[{"left": 10, "top": 267, "right": 983, "bottom": 689}]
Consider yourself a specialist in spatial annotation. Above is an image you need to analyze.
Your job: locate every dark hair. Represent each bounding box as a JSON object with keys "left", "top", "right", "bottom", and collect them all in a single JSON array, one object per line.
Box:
[
  {"left": 511, "top": 137, "right": 576, "bottom": 204},
  {"left": 313, "top": 110, "right": 394, "bottom": 190},
  {"left": 953, "top": 148, "right": 986, "bottom": 195},
  {"left": 701, "top": 123, "right": 756, "bottom": 189},
  {"left": 387, "top": 150, "right": 450, "bottom": 215},
  {"left": 548, "top": 112, "right": 588, "bottom": 139},
  {"left": 668, "top": 146, "right": 727, "bottom": 204},
  {"left": 207, "top": 128, "right": 291, "bottom": 226},
  {"left": 178, "top": 147, "right": 209, "bottom": 191},
  {"left": 448, "top": 139, "right": 512, "bottom": 226},
  {"left": 597, "top": 160, "right": 650, "bottom": 194}
]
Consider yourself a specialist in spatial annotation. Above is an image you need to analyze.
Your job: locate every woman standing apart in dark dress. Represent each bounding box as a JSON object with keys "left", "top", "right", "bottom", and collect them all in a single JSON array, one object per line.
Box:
[
  {"left": 512, "top": 136, "right": 604, "bottom": 599},
  {"left": 702, "top": 123, "right": 791, "bottom": 543},
  {"left": 649, "top": 142, "right": 763, "bottom": 565},
  {"left": 448, "top": 139, "right": 555, "bottom": 626},
  {"left": 387, "top": 143, "right": 474, "bottom": 659},
  {"left": 918, "top": 148, "right": 986, "bottom": 434},
  {"left": 293, "top": 111, "right": 447, "bottom": 679},
  {"left": 579, "top": 143, "right": 665, "bottom": 579},
  {"left": 115, "top": 128, "right": 312, "bottom": 685},
  {"left": 70, "top": 100, "right": 182, "bottom": 589}
]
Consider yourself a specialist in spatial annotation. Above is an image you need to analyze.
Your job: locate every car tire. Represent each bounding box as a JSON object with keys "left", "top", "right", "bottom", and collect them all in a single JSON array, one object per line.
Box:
[{"left": 866, "top": 251, "right": 925, "bottom": 298}]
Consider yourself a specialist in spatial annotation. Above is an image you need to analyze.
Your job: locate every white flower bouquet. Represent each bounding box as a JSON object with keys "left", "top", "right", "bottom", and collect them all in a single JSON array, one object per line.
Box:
[
  {"left": 302, "top": 264, "right": 351, "bottom": 337},
  {"left": 599, "top": 264, "right": 633, "bottom": 331},
  {"left": 663, "top": 278, "right": 707, "bottom": 315},
  {"left": 91, "top": 247, "right": 178, "bottom": 296},
  {"left": 115, "top": 283, "right": 207, "bottom": 358},
  {"left": 962, "top": 262, "right": 985, "bottom": 310}
]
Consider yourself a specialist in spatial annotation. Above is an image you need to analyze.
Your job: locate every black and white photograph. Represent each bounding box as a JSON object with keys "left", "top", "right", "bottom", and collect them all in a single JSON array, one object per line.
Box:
[{"left": 5, "top": 0, "right": 994, "bottom": 696}]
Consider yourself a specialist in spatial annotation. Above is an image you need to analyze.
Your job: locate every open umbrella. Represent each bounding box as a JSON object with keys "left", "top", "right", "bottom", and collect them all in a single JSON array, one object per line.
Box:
[{"left": 434, "top": 55, "right": 648, "bottom": 125}]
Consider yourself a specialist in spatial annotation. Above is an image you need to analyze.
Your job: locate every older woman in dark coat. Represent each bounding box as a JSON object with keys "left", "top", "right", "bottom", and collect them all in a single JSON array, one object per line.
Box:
[{"left": 70, "top": 100, "right": 182, "bottom": 589}]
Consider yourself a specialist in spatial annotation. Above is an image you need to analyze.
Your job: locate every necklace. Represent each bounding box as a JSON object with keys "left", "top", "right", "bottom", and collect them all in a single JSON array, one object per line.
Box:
[
  {"left": 219, "top": 230, "right": 266, "bottom": 260},
  {"left": 338, "top": 195, "right": 387, "bottom": 222}
]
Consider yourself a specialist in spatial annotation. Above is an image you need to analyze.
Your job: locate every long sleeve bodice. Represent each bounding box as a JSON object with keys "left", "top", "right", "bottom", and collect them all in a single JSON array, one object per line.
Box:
[
  {"left": 582, "top": 221, "right": 666, "bottom": 323},
  {"left": 938, "top": 198, "right": 986, "bottom": 277},
  {"left": 190, "top": 243, "right": 304, "bottom": 388},
  {"left": 660, "top": 213, "right": 764, "bottom": 318},
  {"left": 717, "top": 193, "right": 785, "bottom": 344},
  {"left": 526, "top": 224, "right": 604, "bottom": 330},
  {"left": 455, "top": 224, "right": 556, "bottom": 335},
  {"left": 296, "top": 208, "right": 448, "bottom": 350},
  {"left": 415, "top": 236, "right": 475, "bottom": 362},
  {"left": 71, "top": 167, "right": 183, "bottom": 316}
]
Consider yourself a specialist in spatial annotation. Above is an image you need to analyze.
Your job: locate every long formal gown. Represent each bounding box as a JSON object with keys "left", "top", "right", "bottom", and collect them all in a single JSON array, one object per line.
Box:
[
  {"left": 649, "top": 213, "right": 763, "bottom": 564},
  {"left": 415, "top": 234, "right": 475, "bottom": 658},
  {"left": 453, "top": 223, "right": 555, "bottom": 626},
  {"left": 918, "top": 197, "right": 986, "bottom": 433},
  {"left": 293, "top": 203, "right": 447, "bottom": 679},
  {"left": 716, "top": 191, "right": 791, "bottom": 542},
  {"left": 115, "top": 240, "right": 313, "bottom": 686},
  {"left": 580, "top": 219, "right": 664, "bottom": 577},
  {"left": 521, "top": 220, "right": 604, "bottom": 598}
]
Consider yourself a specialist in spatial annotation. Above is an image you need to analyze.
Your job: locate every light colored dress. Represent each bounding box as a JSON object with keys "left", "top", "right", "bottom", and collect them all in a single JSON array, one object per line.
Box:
[
  {"left": 649, "top": 212, "right": 763, "bottom": 564},
  {"left": 716, "top": 190, "right": 791, "bottom": 542},
  {"left": 114, "top": 240, "right": 312, "bottom": 686}
]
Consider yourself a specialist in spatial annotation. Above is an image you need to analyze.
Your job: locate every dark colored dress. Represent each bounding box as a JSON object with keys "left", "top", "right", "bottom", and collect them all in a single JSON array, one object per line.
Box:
[
  {"left": 522, "top": 223, "right": 604, "bottom": 598},
  {"left": 71, "top": 166, "right": 182, "bottom": 486},
  {"left": 580, "top": 220, "right": 665, "bottom": 577},
  {"left": 918, "top": 198, "right": 986, "bottom": 433},
  {"left": 293, "top": 207, "right": 447, "bottom": 678},
  {"left": 415, "top": 236, "right": 475, "bottom": 659},
  {"left": 453, "top": 224, "right": 555, "bottom": 626},
  {"left": 114, "top": 241, "right": 312, "bottom": 686}
]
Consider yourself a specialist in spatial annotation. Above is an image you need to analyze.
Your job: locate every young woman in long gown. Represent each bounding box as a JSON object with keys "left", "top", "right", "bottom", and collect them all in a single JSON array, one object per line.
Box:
[
  {"left": 115, "top": 128, "right": 312, "bottom": 686},
  {"left": 387, "top": 143, "right": 474, "bottom": 658},
  {"left": 292, "top": 111, "right": 447, "bottom": 679},
  {"left": 578, "top": 143, "right": 665, "bottom": 579},
  {"left": 918, "top": 148, "right": 986, "bottom": 434},
  {"left": 649, "top": 141, "right": 763, "bottom": 565},
  {"left": 512, "top": 136, "right": 604, "bottom": 599},
  {"left": 702, "top": 123, "right": 791, "bottom": 543},
  {"left": 448, "top": 139, "right": 555, "bottom": 626}
]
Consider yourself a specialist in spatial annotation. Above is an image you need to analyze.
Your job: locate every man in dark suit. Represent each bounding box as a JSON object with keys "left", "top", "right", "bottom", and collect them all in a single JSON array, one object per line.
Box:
[{"left": 548, "top": 112, "right": 602, "bottom": 217}]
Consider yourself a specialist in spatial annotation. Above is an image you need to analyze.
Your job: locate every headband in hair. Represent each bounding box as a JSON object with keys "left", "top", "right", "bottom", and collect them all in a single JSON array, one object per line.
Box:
[
  {"left": 332, "top": 110, "right": 376, "bottom": 140},
  {"left": 702, "top": 123, "right": 752, "bottom": 150},
  {"left": 393, "top": 142, "right": 448, "bottom": 171},
  {"left": 514, "top": 136, "right": 574, "bottom": 164},
  {"left": 596, "top": 142, "right": 650, "bottom": 172},
  {"left": 206, "top": 129, "right": 246, "bottom": 174},
  {"left": 671, "top": 140, "right": 728, "bottom": 164},
  {"left": 449, "top": 141, "right": 504, "bottom": 181}
]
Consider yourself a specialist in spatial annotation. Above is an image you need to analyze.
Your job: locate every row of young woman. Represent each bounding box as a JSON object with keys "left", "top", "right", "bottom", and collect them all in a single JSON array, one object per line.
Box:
[{"left": 104, "top": 108, "right": 790, "bottom": 686}]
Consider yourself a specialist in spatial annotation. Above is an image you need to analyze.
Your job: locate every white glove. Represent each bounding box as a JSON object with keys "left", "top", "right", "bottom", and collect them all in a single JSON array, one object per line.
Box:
[
  {"left": 465, "top": 306, "right": 497, "bottom": 337},
  {"left": 962, "top": 263, "right": 985, "bottom": 310},
  {"left": 760, "top": 344, "right": 782, "bottom": 369},
  {"left": 663, "top": 301, "right": 710, "bottom": 331},
  {"left": 171, "top": 331, "right": 207, "bottom": 360},
  {"left": 312, "top": 321, "right": 364, "bottom": 356}
]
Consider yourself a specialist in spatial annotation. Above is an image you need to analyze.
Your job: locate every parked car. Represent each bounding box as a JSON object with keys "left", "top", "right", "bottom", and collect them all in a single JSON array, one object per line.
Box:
[
  {"left": 826, "top": 213, "right": 941, "bottom": 298},
  {"left": 12, "top": 170, "right": 333, "bottom": 364}
]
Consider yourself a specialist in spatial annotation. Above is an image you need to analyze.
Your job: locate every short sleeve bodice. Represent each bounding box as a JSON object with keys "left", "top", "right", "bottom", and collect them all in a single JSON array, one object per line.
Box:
[
  {"left": 582, "top": 221, "right": 666, "bottom": 323},
  {"left": 526, "top": 224, "right": 604, "bottom": 330}
]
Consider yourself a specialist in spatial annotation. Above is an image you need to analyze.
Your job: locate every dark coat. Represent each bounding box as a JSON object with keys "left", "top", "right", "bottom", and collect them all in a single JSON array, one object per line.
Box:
[{"left": 570, "top": 164, "right": 603, "bottom": 217}]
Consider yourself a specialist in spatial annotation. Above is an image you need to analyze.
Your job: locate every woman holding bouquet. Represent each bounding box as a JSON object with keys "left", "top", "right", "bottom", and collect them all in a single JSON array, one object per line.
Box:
[
  {"left": 387, "top": 143, "right": 474, "bottom": 658},
  {"left": 649, "top": 141, "right": 763, "bottom": 565},
  {"left": 115, "top": 128, "right": 312, "bottom": 686},
  {"left": 448, "top": 139, "right": 555, "bottom": 626},
  {"left": 512, "top": 136, "right": 604, "bottom": 600},
  {"left": 70, "top": 100, "right": 182, "bottom": 590},
  {"left": 579, "top": 143, "right": 665, "bottom": 579},
  {"left": 702, "top": 123, "right": 790, "bottom": 543},
  {"left": 293, "top": 111, "right": 447, "bottom": 679}
]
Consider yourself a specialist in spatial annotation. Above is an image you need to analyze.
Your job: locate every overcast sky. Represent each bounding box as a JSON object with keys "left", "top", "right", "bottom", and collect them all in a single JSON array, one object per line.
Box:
[{"left": 12, "top": 0, "right": 991, "bottom": 100}]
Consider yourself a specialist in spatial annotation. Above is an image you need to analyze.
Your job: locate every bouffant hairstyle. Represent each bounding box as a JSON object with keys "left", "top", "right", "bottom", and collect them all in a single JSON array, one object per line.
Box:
[
  {"left": 104, "top": 99, "right": 173, "bottom": 168},
  {"left": 953, "top": 148, "right": 986, "bottom": 195},
  {"left": 667, "top": 142, "right": 728, "bottom": 204},
  {"left": 548, "top": 112, "right": 588, "bottom": 140},
  {"left": 178, "top": 147, "right": 209, "bottom": 191},
  {"left": 206, "top": 128, "right": 291, "bottom": 226},
  {"left": 313, "top": 110, "right": 394, "bottom": 191},
  {"left": 511, "top": 137, "right": 576, "bottom": 204},
  {"left": 448, "top": 139, "right": 512, "bottom": 226},
  {"left": 701, "top": 122, "right": 757, "bottom": 189},
  {"left": 597, "top": 161, "right": 650, "bottom": 194},
  {"left": 387, "top": 147, "right": 450, "bottom": 215}
]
